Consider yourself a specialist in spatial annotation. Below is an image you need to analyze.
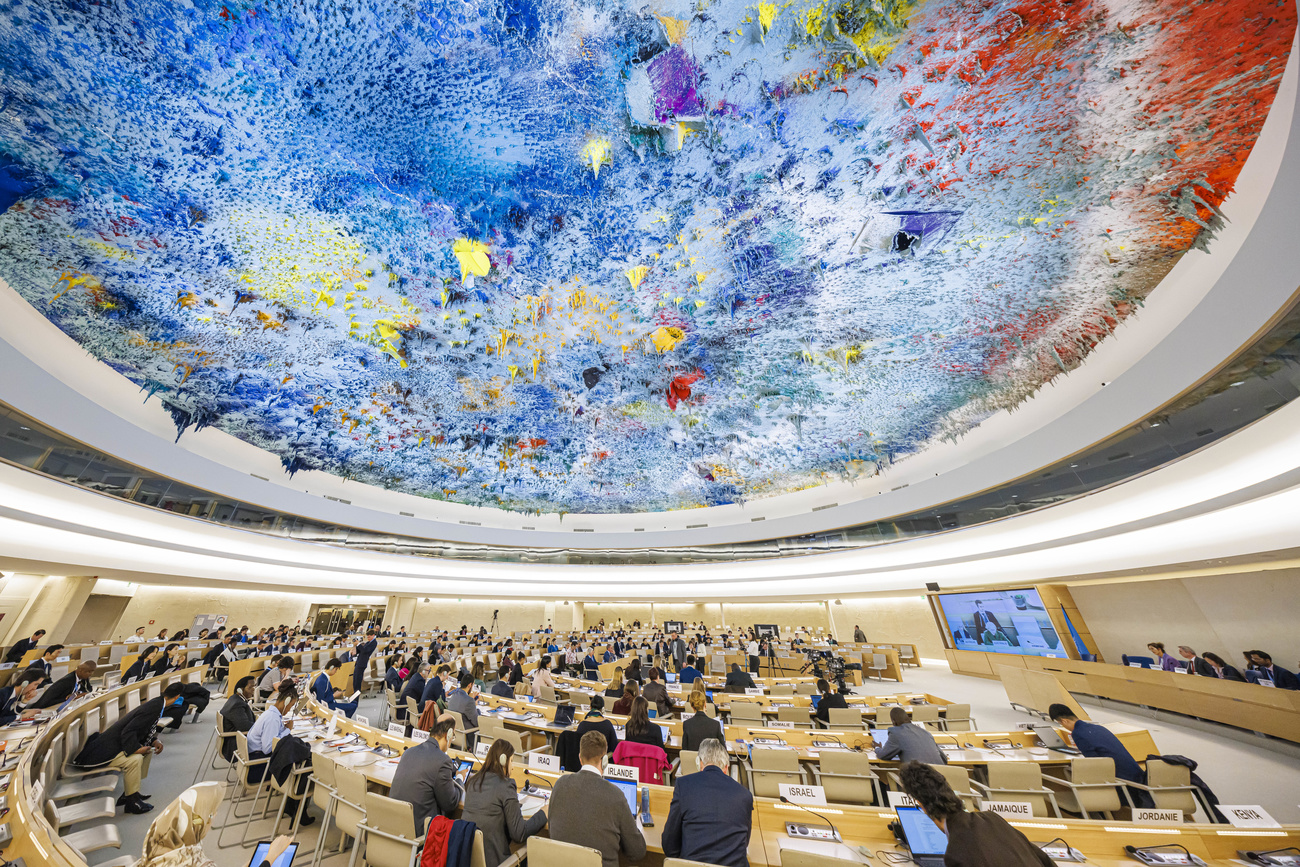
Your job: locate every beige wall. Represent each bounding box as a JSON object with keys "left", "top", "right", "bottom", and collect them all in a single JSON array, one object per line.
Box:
[
  {"left": 1069, "top": 570, "right": 1300, "bottom": 667},
  {"left": 115, "top": 585, "right": 315, "bottom": 638},
  {"left": 407, "top": 599, "right": 547, "bottom": 635},
  {"left": 827, "top": 595, "right": 945, "bottom": 658},
  {"left": 722, "top": 601, "right": 831, "bottom": 633},
  {"left": 0, "top": 574, "right": 99, "bottom": 645}
]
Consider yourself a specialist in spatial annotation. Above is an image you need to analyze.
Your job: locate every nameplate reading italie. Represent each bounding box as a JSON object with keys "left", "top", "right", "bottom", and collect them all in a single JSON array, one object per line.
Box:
[
  {"left": 1219, "top": 805, "right": 1281, "bottom": 828},
  {"left": 887, "top": 791, "right": 916, "bottom": 808},
  {"left": 411, "top": 729, "right": 429, "bottom": 742},
  {"left": 1131, "top": 808, "right": 1183, "bottom": 824},
  {"left": 604, "top": 764, "right": 639, "bottom": 782},
  {"left": 983, "top": 801, "right": 1034, "bottom": 818},
  {"left": 745, "top": 687, "right": 764, "bottom": 695},
  {"left": 529, "top": 752, "right": 559, "bottom": 772},
  {"left": 779, "top": 784, "right": 827, "bottom": 806},
  {"left": 388, "top": 723, "right": 405, "bottom": 736}
]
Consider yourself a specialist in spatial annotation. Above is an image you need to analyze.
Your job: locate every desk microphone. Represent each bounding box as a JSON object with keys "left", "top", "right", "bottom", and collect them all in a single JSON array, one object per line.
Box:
[
  {"left": 981, "top": 738, "right": 1015, "bottom": 749},
  {"left": 523, "top": 769, "right": 554, "bottom": 798},
  {"left": 812, "top": 733, "right": 863, "bottom": 752},
  {"left": 779, "top": 795, "right": 842, "bottom": 842}
]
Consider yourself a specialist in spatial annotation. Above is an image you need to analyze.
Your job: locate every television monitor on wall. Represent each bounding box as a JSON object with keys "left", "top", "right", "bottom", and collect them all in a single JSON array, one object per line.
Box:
[{"left": 937, "top": 589, "right": 1065, "bottom": 657}]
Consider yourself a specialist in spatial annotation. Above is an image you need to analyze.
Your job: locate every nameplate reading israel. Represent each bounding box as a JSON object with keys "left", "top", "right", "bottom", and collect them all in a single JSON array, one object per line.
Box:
[
  {"left": 1132, "top": 809, "right": 1183, "bottom": 824},
  {"left": 982, "top": 801, "right": 1033, "bottom": 818},
  {"left": 529, "top": 752, "right": 559, "bottom": 772},
  {"left": 779, "top": 784, "right": 827, "bottom": 806},
  {"left": 1219, "top": 805, "right": 1281, "bottom": 828},
  {"left": 605, "top": 764, "right": 639, "bottom": 782}
]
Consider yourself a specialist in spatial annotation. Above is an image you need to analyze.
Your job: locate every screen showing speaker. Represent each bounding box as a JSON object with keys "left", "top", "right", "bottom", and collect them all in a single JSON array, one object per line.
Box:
[{"left": 937, "top": 589, "right": 1064, "bottom": 657}]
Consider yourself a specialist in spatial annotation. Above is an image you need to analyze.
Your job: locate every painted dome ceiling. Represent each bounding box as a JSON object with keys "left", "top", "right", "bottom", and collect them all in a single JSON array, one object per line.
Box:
[{"left": 0, "top": 0, "right": 1292, "bottom": 514}]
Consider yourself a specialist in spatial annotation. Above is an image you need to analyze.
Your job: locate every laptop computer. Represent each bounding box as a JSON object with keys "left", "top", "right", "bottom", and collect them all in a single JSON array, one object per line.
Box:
[
  {"left": 550, "top": 704, "right": 575, "bottom": 727},
  {"left": 1031, "top": 724, "right": 1080, "bottom": 755},
  {"left": 809, "top": 695, "right": 821, "bottom": 710},
  {"left": 607, "top": 775, "right": 638, "bottom": 814},
  {"left": 894, "top": 806, "right": 948, "bottom": 867},
  {"left": 665, "top": 672, "right": 678, "bottom": 684}
]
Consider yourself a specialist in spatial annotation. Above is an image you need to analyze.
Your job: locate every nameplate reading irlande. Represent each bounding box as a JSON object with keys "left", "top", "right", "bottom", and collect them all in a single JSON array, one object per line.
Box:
[
  {"left": 411, "top": 729, "right": 429, "bottom": 742},
  {"left": 769, "top": 720, "right": 796, "bottom": 728},
  {"left": 475, "top": 741, "right": 491, "bottom": 760},
  {"left": 887, "top": 791, "right": 916, "bottom": 808},
  {"left": 983, "top": 801, "right": 1034, "bottom": 818},
  {"left": 388, "top": 723, "right": 405, "bottom": 736},
  {"left": 529, "top": 752, "right": 560, "bottom": 772},
  {"left": 1132, "top": 808, "right": 1184, "bottom": 824},
  {"left": 1219, "top": 805, "right": 1281, "bottom": 828},
  {"left": 605, "top": 764, "right": 639, "bottom": 782},
  {"left": 779, "top": 784, "right": 827, "bottom": 806},
  {"left": 745, "top": 688, "right": 764, "bottom": 695}
]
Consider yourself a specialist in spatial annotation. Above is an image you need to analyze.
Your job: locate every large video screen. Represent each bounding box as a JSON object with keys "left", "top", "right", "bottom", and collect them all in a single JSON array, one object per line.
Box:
[{"left": 938, "top": 589, "right": 1065, "bottom": 657}]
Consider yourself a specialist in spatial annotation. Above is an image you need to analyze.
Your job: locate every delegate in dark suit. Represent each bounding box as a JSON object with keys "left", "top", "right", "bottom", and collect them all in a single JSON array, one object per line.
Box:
[
  {"left": 460, "top": 773, "right": 547, "bottom": 867},
  {"left": 681, "top": 713, "right": 724, "bottom": 752},
  {"left": 575, "top": 712, "right": 619, "bottom": 753},
  {"left": 874, "top": 723, "right": 947, "bottom": 765},
  {"left": 29, "top": 670, "right": 91, "bottom": 709},
  {"left": 218, "top": 692, "right": 257, "bottom": 761},
  {"left": 663, "top": 765, "right": 754, "bottom": 867},
  {"left": 352, "top": 637, "right": 377, "bottom": 694},
  {"left": 398, "top": 673, "right": 427, "bottom": 721},
  {"left": 4, "top": 637, "right": 36, "bottom": 664},
  {"left": 724, "top": 667, "right": 755, "bottom": 691},
  {"left": 388, "top": 739, "right": 460, "bottom": 828},
  {"left": 420, "top": 674, "right": 447, "bottom": 709},
  {"left": 814, "top": 691, "right": 849, "bottom": 724},
  {"left": 549, "top": 768, "right": 646, "bottom": 867},
  {"left": 942, "top": 811, "right": 1053, "bottom": 867}
]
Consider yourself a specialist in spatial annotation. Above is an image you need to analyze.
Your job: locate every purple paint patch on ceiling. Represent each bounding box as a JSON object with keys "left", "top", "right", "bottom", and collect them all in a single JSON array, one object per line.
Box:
[{"left": 648, "top": 46, "right": 704, "bottom": 123}]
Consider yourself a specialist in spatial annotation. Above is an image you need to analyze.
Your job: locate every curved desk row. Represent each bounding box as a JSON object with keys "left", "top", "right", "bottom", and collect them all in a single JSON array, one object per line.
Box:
[{"left": 300, "top": 697, "right": 1299, "bottom": 867}]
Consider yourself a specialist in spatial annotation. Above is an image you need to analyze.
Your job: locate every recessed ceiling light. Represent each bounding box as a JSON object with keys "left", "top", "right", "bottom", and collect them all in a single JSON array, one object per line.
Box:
[{"left": 1229, "top": 381, "right": 1244, "bottom": 386}]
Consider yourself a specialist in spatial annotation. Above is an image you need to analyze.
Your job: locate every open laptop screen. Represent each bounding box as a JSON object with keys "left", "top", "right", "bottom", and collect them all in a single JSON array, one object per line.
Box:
[
  {"left": 607, "top": 776, "right": 638, "bottom": 813},
  {"left": 895, "top": 807, "right": 947, "bottom": 856}
]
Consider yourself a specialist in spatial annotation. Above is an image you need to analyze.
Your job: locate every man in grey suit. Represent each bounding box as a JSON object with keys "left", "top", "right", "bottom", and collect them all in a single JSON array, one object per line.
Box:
[
  {"left": 668, "top": 633, "right": 687, "bottom": 672},
  {"left": 549, "top": 731, "right": 647, "bottom": 867},
  {"left": 446, "top": 672, "right": 481, "bottom": 728},
  {"left": 873, "top": 706, "right": 946, "bottom": 764},
  {"left": 389, "top": 715, "right": 460, "bottom": 826}
]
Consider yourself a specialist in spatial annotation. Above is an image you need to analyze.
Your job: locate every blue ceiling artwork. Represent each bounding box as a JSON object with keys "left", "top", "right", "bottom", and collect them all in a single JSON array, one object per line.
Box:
[{"left": 0, "top": 0, "right": 1292, "bottom": 513}]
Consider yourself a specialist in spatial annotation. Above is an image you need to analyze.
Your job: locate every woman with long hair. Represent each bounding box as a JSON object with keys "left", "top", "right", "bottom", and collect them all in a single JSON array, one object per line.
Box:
[
  {"left": 605, "top": 666, "right": 625, "bottom": 698},
  {"left": 471, "top": 660, "right": 486, "bottom": 692},
  {"left": 622, "top": 695, "right": 664, "bottom": 750},
  {"left": 461, "top": 740, "right": 547, "bottom": 867},
  {"left": 613, "top": 680, "right": 638, "bottom": 715}
]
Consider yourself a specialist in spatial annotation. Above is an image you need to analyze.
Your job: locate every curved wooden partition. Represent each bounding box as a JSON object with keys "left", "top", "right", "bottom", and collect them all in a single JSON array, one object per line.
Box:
[{"left": 3, "top": 665, "right": 207, "bottom": 867}]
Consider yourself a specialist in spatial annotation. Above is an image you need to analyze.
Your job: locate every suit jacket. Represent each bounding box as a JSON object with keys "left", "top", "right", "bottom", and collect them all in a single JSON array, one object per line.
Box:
[
  {"left": 446, "top": 688, "right": 479, "bottom": 728},
  {"left": 4, "top": 638, "right": 34, "bottom": 664},
  {"left": 30, "top": 672, "right": 90, "bottom": 709},
  {"left": 421, "top": 675, "right": 447, "bottom": 709},
  {"left": 669, "top": 639, "right": 687, "bottom": 667},
  {"left": 461, "top": 773, "right": 547, "bottom": 867},
  {"left": 814, "top": 691, "right": 849, "bottom": 723},
  {"left": 388, "top": 739, "right": 460, "bottom": 828},
  {"left": 549, "top": 768, "right": 646, "bottom": 867},
  {"left": 725, "top": 670, "right": 755, "bottom": 690},
  {"left": 576, "top": 713, "right": 619, "bottom": 753},
  {"left": 508, "top": 662, "right": 525, "bottom": 685},
  {"left": 681, "top": 713, "right": 724, "bottom": 752},
  {"left": 1215, "top": 664, "right": 1247, "bottom": 682},
  {"left": 1069, "top": 721, "right": 1144, "bottom": 783},
  {"left": 122, "top": 656, "right": 153, "bottom": 683},
  {"left": 663, "top": 765, "right": 753, "bottom": 867},
  {"left": 26, "top": 659, "right": 52, "bottom": 680},
  {"left": 972, "top": 611, "right": 1002, "bottom": 637},
  {"left": 642, "top": 681, "right": 673, "bottom": 716},
  {"left": 353, "top": 638, "right": 377, "bottom": 691},
  {"left": 75, "top": 696, "right": 164, "bottom": 766},
  {"left": 490, "top": 680, "right": 514, "bottom": 698},
  {"left": 399, "top": 674, "right": 427, "bottom": 717},
  {"left": 942, "top": 810, "right": 1053, "bottom": 867},
  {"left": 1260, "top": 665, "right": 1300, "bottom": 690},
  {"left": 1186, "top": 656, "right": 1215, "bottom": 677},
  {"left": 220, "top": 693, "right": 257, "bottom": 732},
  {"left": 875, "top": 724, "right": 947, "bottom": 765}
]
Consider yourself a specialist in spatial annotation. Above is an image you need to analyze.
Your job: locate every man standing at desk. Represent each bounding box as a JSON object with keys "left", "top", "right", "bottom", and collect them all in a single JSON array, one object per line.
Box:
[
  {"left": 663, "top": 739, "right": 753, "bottom": 867},
  {"left": 669, "top": 633, "right": 688, "bottom": 673},
  {"left": 549, "top": 731, "right": 646, "bottom": 867},
  {"left": 874, "top": 706, "right": 946, "bottom": 764},
  {"left": 352, "top": 628, "right": 378, "bottom": 695},
  {"left": 1048, "top": 704, "right": 1153, "bottom": 807},
  {"left": 971, "top": 600, "right": 1008, "bottom": 646}
]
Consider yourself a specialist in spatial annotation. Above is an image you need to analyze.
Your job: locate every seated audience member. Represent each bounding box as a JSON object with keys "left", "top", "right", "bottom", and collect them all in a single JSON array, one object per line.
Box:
[
  {"left": 123, "top": 646, "right": 159, "bottom": 684},
  {"left": 625, "top": 658, "right": 644, "bottom": 684},
  {"left": 678, "top": 656, "right": 703, "bottom": 684},
  {"left": 577, "top": 694, "right": 619, "bottom": 753},
  {"left": 605, "top": 667, "right": 625, "bottom": 699},
  {"left": 814, "top": 677, "right": 849, "bottom": 724},
  {"left": 470, "top": 660, "right": 487, "bottom": 692},
  {"left": 614, "top": 681, "right": 638, "bottom": 715},
  {"left": 398, "top": 663, "right": 430, "bottom": 721},
  {"left": 583, "top": 648, "right": 601, "bottom": 681},
  {"left": 1202, "top": 652, "right": 1246, "bottom": 682},
  {"left": 531, "top": 656, "right": 558, "bottom": 699},
  {"left": 681, "top": 691, "right": 723, "bottom": 751},
  {"left": 1250, "top": 651, "right": 1300, "bottom": 689},
  {"left": 446, "top": 672, "right": 480, "bottom": 727},
  {"left": 508, "top": 652, "right": 526, "bottom": 685},
  {"left": 724, "top": 663, "right": 755, "bottom": 692},
  {"left": 1148, "top": 642, "right": 1182, "bottom": 672},
  {"left": 491, "top": 664, "right": 516, "bottom": 697},
  {"left": 125, "top": 626, "right": 147, "bottom": 644},
  {"left": 874, "top": 706, "right": 946, "bottom": 764},
  {"left": 246, "top": 682, "right": 315, "bottom": 825},
  {"left": 623, "top": 695, "right": 664, "bottom": 750},
  {"left": 549, "top": 730, "right": 647, "bottom": 867},
  {"left": 151, "top": 644, "right": 183, "bottom": 676},
  {"left": 663, "top": 738, "right": 752, "bottom": 867},
  {"left": 5, "top": 628, "right": 46, "bottom": 664},
  {"left": 75, "top": 682, "right": 183, "bottom": 814},
  {"left": 1177, "top": 646, "right": 1215, "bottom": 676},
  {"left": 1048, "top": 704, "right": 1153, "bottom": 807},
  {"left": 461, "top": 739, "right": 547, "bottom": 867},
  {"left": 422, "top": 664, "right": 451, "bottom": 709},
  {"left": 27, "top": 643, "right": 66, "bottom": 681},
  {"left": 899, "top": 761, "right": 1052, "bottom": 867},
  {"left": 30, "top": 660, "right": 96, "bottom": 709},
  {"left": 260, "top": 656, "right": 296, "bottom": 698},
  {"left": 0, "top": 670, "right": 46, "bottom": 725},
  {"left": 641, "top": 667, "right": 675, "bottom": 717},
  {"left": 218, "top": 676, "right": 258, "bottom": 761},
  {"left": 390, "top": 714, "right": 460, "bottom": 827},
  {"left": 312, "top": 659, "right": 359, "bottom": 717},
  {"left": 384, "top": 655, "right": 404, "bottom": 692}
]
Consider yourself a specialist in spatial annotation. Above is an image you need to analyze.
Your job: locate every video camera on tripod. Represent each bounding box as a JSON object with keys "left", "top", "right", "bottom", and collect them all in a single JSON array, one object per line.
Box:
[{"left": 799, "top": 647, "right": 848, "bottom": 691}]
